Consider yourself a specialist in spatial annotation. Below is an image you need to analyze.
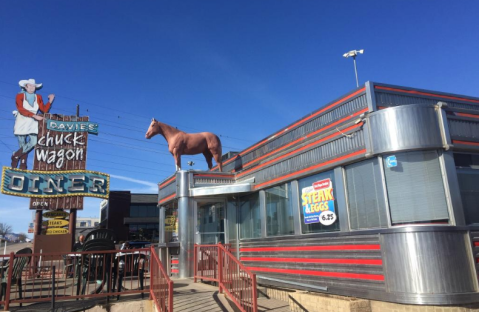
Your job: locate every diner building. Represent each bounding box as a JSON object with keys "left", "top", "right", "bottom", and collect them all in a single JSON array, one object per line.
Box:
[{"left": 157, "top": 81, "right": 479, "bottom": 305}]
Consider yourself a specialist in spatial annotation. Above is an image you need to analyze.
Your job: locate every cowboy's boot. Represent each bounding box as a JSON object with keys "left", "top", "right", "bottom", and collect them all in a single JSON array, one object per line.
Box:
[
  {"left": 10, "top": 148, "right": 23, "bottom": 168},
  {"left": 19, "top": 152, "right": 28, "bottom": 170}
]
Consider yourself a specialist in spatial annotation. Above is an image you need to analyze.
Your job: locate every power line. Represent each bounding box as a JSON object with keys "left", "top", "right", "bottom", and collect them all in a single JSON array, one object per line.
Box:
[
  {"left": 0, "top": 82, "right": 254, "bottom": 143},
  {"left": 0, "top": 95, "right": 243, "bottom": 151},
  {"left": 0, "top": 150, "right": 173, "bottom": 179},
  {"left": 87, "top": 157, "right": 175, "bottom": 174},
  {"left": 0, "top": 139, "right": 13, "bottom": 152}
]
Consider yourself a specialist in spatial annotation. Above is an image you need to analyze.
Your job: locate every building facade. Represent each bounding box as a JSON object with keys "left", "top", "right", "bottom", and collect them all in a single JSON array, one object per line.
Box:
[
  {"left": 158, "top": 81, "right": 479, "bottom": 305},
  {"left": 100, "top": 191, "right": 159, "bottom": 242}
]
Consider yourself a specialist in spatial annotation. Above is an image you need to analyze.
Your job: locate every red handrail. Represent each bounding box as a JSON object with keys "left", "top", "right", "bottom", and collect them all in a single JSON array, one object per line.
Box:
[
  {"left": 149, "top": 246, "right": 173, "bottom": 312},
  {"left": 194, "top": 243, "right": 257, "bottom": 312}
]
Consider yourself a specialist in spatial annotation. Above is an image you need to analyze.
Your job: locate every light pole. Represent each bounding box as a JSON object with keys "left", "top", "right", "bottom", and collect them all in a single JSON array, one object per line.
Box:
[{"left": 343, "top": 49, "right": 364, "bottom": 88}]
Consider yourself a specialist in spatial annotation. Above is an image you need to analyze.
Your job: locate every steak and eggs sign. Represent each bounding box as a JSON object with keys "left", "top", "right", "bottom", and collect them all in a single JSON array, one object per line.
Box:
[
  {"left": 301, "top": 178, "right": 337, "bottom": 225},
  {"left": 1, "top": 113, "right": 109, "bottom": 209}
]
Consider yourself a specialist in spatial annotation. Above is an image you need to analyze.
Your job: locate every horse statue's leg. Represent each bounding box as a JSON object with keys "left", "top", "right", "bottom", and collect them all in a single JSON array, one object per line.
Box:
[
  {"left": 173, "top": 149, "right": 181, "bottom": 171},
  {"left": 203, "top": 151, "right": 213, "bottom": 170},
  {"left": 212, "top": 153, "right": 223, "bottom": 172}
]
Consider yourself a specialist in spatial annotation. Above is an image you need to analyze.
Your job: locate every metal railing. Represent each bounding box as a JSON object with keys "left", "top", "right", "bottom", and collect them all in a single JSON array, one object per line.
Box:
[
  {"left": 149, "top": 247, "right": 173, "bottom": 312},
  {"left": 0, "top": 247, "right": 154, "bottom": 311},
  {"left": 194, "top": 243, "right": 257, "bottom": 312}
]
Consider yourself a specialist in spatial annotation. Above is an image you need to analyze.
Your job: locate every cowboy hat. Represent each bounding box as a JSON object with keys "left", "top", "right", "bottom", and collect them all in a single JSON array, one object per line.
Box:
[{"left": 18, "top": 79, "right": 42, "bottom": 89}]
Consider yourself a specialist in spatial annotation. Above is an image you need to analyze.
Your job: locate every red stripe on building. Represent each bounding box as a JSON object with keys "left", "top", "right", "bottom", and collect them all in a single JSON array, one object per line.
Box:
[
  {"left": 240, "top": 109, "right": 368, "bottom": 171},
  {"left": 240, "top": 245, "right": 380, "bottom": 252},
  {"left": 285, "top": 88, "right": 366, "bottom": 132},
  {"left": 171, "top": 269, "right": 179, "bottom": 273},
  {"left": 456, "top": 112, "right": 479, "bottom": 119},
  {"left": 241, "top": 257, "right": 382, "bottom": 265},
  {"left": 253, "top": 149, "right": 366, "bottom": 189},
  {"left": 171, "top": 260, "right": 179, "bottom": 264},
  {"left": 452, "top": 140, "right": 479, "bottom": 147},
  {"left": 474, "top": 242, "right": 479, "bottom": 247},
  {"left": 160, "top": 176, "right": 176, "bottom": 189},
  {"left": 375, "top": 86, "right": 479, "bottom": 104},
  {"left": 211, "top": 88, "right": 366, "bottom": 171},
  {"left": 238, "top": 123, "right": 363, "bottom": 178},
  {"left": 159, "top": 193, "right": 176, "bottom": 204},
  {"left": 248, "top": 267, "right": 384, "bottom": 281}
]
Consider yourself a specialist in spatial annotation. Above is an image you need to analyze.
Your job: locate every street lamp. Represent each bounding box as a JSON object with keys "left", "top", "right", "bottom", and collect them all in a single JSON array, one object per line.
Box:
[{"left": 343, "top": 49, "right": 364, "bottom": 88}]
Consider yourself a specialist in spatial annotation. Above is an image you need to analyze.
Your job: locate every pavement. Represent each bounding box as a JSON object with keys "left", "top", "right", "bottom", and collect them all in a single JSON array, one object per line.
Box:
[
  {"left": 3, "top": 275, "right": 290, "bottom": 312},
  {"left": 1, "top": 242, "right": 33, "bottom": 256},
  {"left": 172, "top": 278, "right": 290, "bottom": 312}
]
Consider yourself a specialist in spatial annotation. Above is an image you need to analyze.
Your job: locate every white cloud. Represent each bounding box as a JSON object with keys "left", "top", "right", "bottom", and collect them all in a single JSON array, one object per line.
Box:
[
  {"left": 109, "top": 174, "right": 157, "bottom": 187},
  {"left": 109, "top": 174, "right": 158, "bottom": 193}
]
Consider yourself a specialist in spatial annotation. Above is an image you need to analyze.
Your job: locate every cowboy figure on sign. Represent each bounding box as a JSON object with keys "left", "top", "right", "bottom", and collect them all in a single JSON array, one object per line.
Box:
[{"left": 11, "top": 79, "right": 55, "bottom": 169}]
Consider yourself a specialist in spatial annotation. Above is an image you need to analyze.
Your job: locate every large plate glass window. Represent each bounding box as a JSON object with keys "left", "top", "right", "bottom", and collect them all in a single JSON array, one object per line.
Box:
[
  {"left": 299, "top": 170, "right": 339, "bottom": 234},
  {"left": 163, "top": 200, "right": 178, "bottom": 243},
  {"left": 227, "top": 197, "right": 239, "bottom": 257},
  {"left": 454, "top": 153, "right": 479, "bottom": 225},
  {"left": 383, "top": 150, "right": 449, "bottom": 225},
  {"left": 345, "top": 158, "right": 388, "bottom": 230},
  {"left": 197, "top": 201, "right": 225, "bottom": 244},
  {"left": 239, "top": 193, "right": 261, "bottom": 239},
  {"left": 265, "top": 183, "right": 294, "bottom": 236}
]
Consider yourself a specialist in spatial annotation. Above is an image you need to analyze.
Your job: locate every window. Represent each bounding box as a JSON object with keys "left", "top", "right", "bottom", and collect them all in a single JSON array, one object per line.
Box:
[
  {"left": 239, "top": 193, "right": 261, "bottom": 239},
  {"left": 138, "top": 206, "right": 147, "bottom": 217},
  {"left": 80, "top": 221, "right": 87, "bottom": 227},
  {"left": 130, "top": 206, "right": 139, "bottom": 217},
  {"left": 299, "top": 170, "right": 339, "bottom": 234},
  {"left": 383, "top": 150, "right": 449, "bottom": 225},
  {"left": 227, "top": 197, "right": 238, "bottom": 257},
  {"left": 147, "top": 206, "right": 158, "bottom": 217},
  {"left": 345, "top": 158, "right": 388, "bottom": 230},
  {"left": 265, "top": 183, "right": 294, "bottom": 236},
  {"left": 454, "top": 153, "right": 479, "bottom": 225}
]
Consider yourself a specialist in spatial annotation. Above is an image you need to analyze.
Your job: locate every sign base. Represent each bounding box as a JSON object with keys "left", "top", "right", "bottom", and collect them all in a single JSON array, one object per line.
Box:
[{"left": 33, "top": 233, "right": 72, "bottom": 259}]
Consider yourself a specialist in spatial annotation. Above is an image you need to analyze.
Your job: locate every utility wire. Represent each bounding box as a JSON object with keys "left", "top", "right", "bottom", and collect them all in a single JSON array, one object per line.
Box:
[
  {"left": 0, "top": 139, "right": 13, "bottom": 152},
  {"left": 0, "top": 96, "right": 243, "bottom": 151},
  {"left": 0, "top": 82, "right": 254, "bottom": 143}
]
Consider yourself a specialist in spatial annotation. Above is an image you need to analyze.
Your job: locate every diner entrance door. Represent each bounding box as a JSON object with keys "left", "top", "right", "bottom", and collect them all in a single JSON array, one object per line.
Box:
[{"left": 196, "top": 200, "right": 226, "bottom": 244}]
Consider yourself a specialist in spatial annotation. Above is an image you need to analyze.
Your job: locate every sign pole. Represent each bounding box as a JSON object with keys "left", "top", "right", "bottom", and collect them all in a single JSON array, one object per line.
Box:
[
  {"left": 69, "top": 209, "right": 77, "bottom": 246},
  {"left": 34, "top": 210, "right": 42, "bottom": 235},
  {"left": 70, "top": 104, "right": 80, "bottom": 248}
]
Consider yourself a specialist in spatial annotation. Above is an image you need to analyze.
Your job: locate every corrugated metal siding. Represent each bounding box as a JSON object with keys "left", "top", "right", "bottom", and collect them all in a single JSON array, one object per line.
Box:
[
  {"left": 240, "top": 234, "right": 385, "bottom": 291},
  {"left": 229, "top": 94, "right": 367, "bottom": 172},
  {"left": 470, "top": 231, "right": 479, "bottom": 283},
  {"left": 448, "top": 118, "right": 479, "bottom": 141},
  {"left": 193, "top": 173, "right": 235, "bottom": 186},
  {"left": 159, "top": 182, "right": 176, "bottom": 200},
  {"left": 382, "top": 231, "right": 477, "bottom": 294},
  {"left": 239, "top": 129, "right": 365, "bottom": 186},
  {"left": 376, "top": 92, "right": 479, "bottom": 112}
]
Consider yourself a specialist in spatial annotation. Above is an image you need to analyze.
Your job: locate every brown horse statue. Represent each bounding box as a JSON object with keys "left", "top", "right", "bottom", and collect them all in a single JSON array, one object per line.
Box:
[{"left": 146, "top": 118, "right": 223, "bottom": 172}]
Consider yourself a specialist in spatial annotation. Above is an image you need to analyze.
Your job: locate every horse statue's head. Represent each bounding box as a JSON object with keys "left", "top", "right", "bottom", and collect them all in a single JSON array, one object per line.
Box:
[{"left": 145, "top": 118, "right": 162, "bottom": 139}]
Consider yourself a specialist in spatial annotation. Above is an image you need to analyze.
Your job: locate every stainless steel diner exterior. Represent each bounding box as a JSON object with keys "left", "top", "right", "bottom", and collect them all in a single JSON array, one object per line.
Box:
[{"left": 157, "top": 81, "right": 479, "bottom": 305}]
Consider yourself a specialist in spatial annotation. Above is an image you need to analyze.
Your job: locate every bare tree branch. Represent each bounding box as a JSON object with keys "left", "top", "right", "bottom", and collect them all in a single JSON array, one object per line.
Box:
[{"left": 0, "top": 223, "right": 13, "bottom": 238}]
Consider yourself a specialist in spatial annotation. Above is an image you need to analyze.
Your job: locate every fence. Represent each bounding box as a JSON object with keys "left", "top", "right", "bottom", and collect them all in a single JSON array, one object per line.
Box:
[
  {"left": 0, "top": 246, "right": 157, "bottom": 311},
  {"left": 194, "top": 243, "right": 257, "bottom": 312},
  {"left": 149, "top": 247, "right": 173, "bottom": 312}
]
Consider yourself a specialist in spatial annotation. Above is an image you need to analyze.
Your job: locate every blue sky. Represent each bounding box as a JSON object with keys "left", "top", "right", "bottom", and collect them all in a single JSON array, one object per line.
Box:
[{"left": 1, "top": 0, "right": 478, "bottom": 234}]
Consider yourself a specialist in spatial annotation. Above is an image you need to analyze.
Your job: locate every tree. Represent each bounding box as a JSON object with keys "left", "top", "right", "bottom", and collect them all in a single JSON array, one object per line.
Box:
[
  {"left": 18, "top": 233, "right": 27, "bottom": 242},
  {"left": 0, "top": 223, "right": 12, "bottom": 238}
]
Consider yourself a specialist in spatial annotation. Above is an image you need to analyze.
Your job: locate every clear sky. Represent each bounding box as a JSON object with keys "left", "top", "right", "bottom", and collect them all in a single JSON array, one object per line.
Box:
[{"left": 0, "top": 0, "right": 478, "bottom": 235}]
